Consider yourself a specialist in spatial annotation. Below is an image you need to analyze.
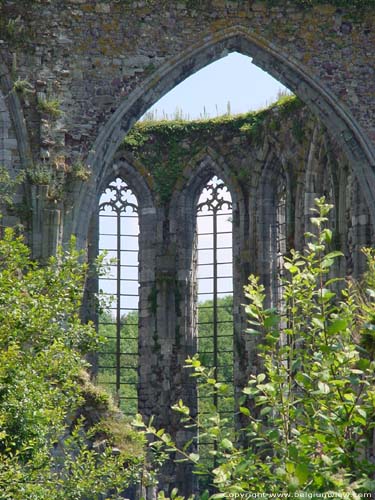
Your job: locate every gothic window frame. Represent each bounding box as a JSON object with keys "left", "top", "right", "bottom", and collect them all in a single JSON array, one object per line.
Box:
[
  {"left": 168, "top": 152, "right": 248, "bottom": 483},
  {"left": 97, "top": 177, "right": 140, "bottom": 412},
  {"left": 91, "top": 160, "right": 156, "bottom": 416},
  {"left": 196, "top": 175, "right": 234, "bottom": 410}
]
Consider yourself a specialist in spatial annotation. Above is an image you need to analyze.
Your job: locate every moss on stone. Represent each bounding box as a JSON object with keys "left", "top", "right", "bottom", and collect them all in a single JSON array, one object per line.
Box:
[
  {"left": 74, "top": 371, "right": 145, "bottom": 463},
  {"left": 122, "top": 95, "right": 305, "bottom": 204}
]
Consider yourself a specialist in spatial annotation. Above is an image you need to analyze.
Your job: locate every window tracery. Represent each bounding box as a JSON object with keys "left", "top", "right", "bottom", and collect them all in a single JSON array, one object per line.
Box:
[
  {"left": 196, "top": 175, "right": 234, "bottom": 471},
  {"left": 97, "top": 177, "right": 139, "bottom": 415}
]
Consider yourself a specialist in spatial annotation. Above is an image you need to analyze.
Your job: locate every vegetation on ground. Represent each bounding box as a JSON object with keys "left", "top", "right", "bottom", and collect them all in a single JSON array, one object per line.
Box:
[{"left": 0, "top": 229, "right": 146, "bottom": 499}]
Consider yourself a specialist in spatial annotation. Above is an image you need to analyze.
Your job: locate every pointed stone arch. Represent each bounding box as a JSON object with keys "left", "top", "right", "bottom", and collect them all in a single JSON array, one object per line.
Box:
[
  {"left": 169, "top": 147, "right": 247, "bottom": 299},
  {"left": 69, "top": 24, "right": 375, "bottom": 249},
  {"left": 98, "top": 153, "right": 156, "bottom": 213}
]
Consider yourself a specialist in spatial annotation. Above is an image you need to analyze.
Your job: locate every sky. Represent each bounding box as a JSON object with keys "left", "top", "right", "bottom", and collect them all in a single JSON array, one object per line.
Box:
[{"left": 142, "top": 51, "right": 290, "bottom": 120}]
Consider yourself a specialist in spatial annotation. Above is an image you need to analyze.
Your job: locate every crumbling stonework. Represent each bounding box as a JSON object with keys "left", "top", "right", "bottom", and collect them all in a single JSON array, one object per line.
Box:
[
  {"left": 0, "top": 0, "right": 374, "bottom": 255},
  {"left": 0, "top": 1, "right": 375, "bottom": 495}
]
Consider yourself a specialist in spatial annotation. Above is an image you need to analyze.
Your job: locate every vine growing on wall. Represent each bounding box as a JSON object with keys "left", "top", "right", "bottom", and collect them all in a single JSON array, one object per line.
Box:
[{"left": 122, "top": 95, "right": 305, "bottom": 205}]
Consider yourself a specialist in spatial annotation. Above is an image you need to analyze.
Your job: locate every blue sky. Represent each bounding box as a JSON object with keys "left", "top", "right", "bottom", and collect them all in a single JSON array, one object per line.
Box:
[{"left": 143, "top": 52, "right": 289, "bottom": 120}]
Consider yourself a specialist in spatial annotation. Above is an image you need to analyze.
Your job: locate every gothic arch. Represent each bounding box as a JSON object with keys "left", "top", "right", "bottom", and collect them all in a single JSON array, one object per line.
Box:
[
  {"left": 169, "top": 148, "right": 246, "bottom": 288},
  {"left": 93, "top": 157, "right": 157, "bottom": 301},
  {"left": 170, "top": 146, "right": 244, "bottom": 223},
  {"left": 70, "top": 25, "right": 375, "bottom": 248},
  {"left": 97, "top": 154, "right": 155, "bottom": 213}
]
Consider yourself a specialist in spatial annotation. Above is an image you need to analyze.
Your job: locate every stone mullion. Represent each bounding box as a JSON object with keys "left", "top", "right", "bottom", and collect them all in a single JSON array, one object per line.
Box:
[{"left": 137, "top": 208, "right": 159, "bottom": 423}]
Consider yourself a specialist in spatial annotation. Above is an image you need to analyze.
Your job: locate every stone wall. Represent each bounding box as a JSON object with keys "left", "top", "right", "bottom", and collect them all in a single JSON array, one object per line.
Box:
[
  {"left": 0, "top": 2, "right": 375, "bottom": 494},
  {"left": 88, "top": 100, "right": 373, "bottom": 495},
  {"left": 0, "top": 0, "right": 374, "bottom": 256}
]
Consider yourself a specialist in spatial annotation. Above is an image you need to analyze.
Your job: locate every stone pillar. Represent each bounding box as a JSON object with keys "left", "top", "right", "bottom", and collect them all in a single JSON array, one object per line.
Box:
[
  {"left": 137, "top": 203, "right": 197, "bottom": 496},
  {"left": 233, "top": 186, "right": 255, "bottom": 433},
  {"left": 350, "top": 178, "right": 373, "bottom": 277},
  {"left": 31, "top": 184, "right": 63, "bottom": 260}
]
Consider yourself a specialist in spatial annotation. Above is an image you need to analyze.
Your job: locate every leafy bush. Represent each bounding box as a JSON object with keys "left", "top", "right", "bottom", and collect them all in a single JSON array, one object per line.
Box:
[
  {"left": 0, "top": 229, "right": 144, "bottom": 499},
  {"left": 138, "top": 198, "right": 375, "bottom": 497}
]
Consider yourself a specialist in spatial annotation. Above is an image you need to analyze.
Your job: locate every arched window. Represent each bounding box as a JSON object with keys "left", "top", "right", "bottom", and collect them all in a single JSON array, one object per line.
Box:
[
  {"left": 196, "top": 175, "right": 234, "bottom": 469},
  {"left": 97, "top": 177, "right": 139, "bottom": 416}
]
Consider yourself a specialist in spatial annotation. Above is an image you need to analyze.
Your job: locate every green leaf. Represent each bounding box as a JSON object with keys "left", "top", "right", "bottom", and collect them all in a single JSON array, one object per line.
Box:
[
  {"left": 318, "top": 381, "right": 330, "bottom": 394},
  {"left": 322, "top": 228, "right": 332, "bottom": 244},
  {"left": 220, "top": 438, "right": 233, "bottom": 450},
  {"left": 188, "top": 452, "right": 199, "bottom": 462},
  {"left": 343, "top": 392, "right": 355, "bottom": 401},
  {"left": 239, "top": 406, "right": 250, "bottom": 417},
  {"left": 284, "top": 262, "right": 299, "bottom": 274},
  {"left": 312, "top": 317, "right": 324, "bottom": 330},
  {"left": 264, "top": 315, "right": 279, "bottom": 328},
  {"left": 260, "top": 406, "right": 272, "bottom": 417},
  {"left": 357, "top": 358, "right": 370, "bottom": 371},
  {"left": 246, "top": 328, "right": 260, "bottom": 335},
  {"left": 295, "top": 463, "right": 309, "bottom": 484},
  {"left": 327, "top": 319, "right": 347, "bottom": 335},
  {"left": 286, "top": 461, "right": 295, "bottom": 474},
  {"left": 320, "top": 288, "right": 336, "bottom": 302},
  {"left": 321, "top": 454, "right": 333, "bottom": 466},
  {"left": 324, "top": 251, "right": 344, "bottom": 260},
  {"left": 358, "top": 408, "right": 367, "bottom": 419}
]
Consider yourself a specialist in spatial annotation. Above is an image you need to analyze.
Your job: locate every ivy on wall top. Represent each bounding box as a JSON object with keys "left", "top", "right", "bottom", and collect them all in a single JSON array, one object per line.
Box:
[{"left": 122, "top": 95, "right": 306, "bottom": 205}]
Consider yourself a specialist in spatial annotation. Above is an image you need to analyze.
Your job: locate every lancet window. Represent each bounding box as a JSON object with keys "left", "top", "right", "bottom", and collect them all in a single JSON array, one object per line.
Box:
[
  {"left": 97, "top": 177, "right": 139, "bottom": 415},
  {"left": 196, "top": 175, "right": 234, "bottom": 470}
]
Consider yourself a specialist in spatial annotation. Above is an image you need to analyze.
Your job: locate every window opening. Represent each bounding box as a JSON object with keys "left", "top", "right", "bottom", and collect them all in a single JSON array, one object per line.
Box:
[
  {"left": 97, "top": 178, "right": 139, "bottom": 416},
  {"left": 196, "top": 175, "right": 234, "bottom": 475}
]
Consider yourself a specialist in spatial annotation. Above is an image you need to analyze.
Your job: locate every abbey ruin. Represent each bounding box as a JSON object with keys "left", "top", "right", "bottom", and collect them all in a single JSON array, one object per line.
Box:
[{"left": 1, "top": 0, "right": 375, "bottom": 495}]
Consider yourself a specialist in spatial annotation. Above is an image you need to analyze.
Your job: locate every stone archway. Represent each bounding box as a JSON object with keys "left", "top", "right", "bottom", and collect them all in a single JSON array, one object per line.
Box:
[{"left": 70, "top": 25, "right": 375, "bottom": 249}]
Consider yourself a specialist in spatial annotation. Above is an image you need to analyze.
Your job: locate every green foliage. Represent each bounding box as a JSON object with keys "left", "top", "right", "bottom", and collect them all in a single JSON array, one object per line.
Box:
[
  {"left": 0, "top": 230, "right": 144, "bottom": 499},
  {"left": 139, "top": 198, "right": 375, "bottom": 496},
  {"left": 27, "top": 162, "right": 52, "bottom": 185},
  {"left": 0, "top": 166, "right": 24, "bottom": 209},
  {"left": 37, "top": 98, "right": 63, "bottom": 118},
  {"left": 12, "top": 78, "right": 33, "bottom": 96},
  {"left": 123, "top": 96, "right": 303, "bottom": 204},
  {"left": 69, "top": 161, "right": 91, "bottom": 181}
]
